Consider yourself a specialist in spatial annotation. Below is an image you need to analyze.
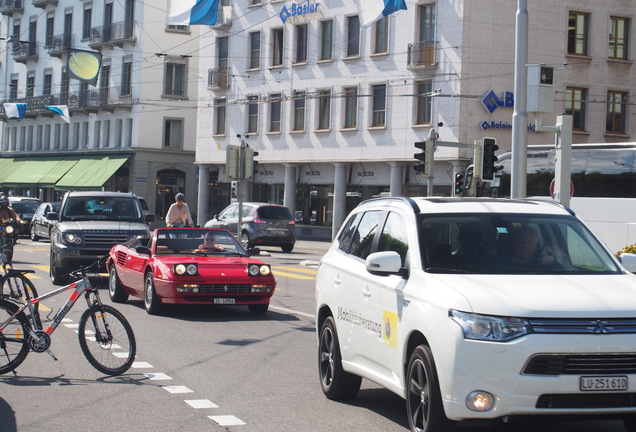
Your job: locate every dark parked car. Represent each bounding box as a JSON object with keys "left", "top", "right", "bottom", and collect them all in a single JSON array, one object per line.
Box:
[
  {"left": 29, "top": 202, "right": 60, "bottom": 241},
  {"left": 205, "top": 202, "right": 296, "bottom": 252},
  {"left": 9, "top": 198, "right": 41, "bottom": 237}
]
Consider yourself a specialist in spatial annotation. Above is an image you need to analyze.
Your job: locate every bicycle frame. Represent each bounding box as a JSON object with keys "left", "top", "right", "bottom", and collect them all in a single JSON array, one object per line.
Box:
[{"left": 0, "top": 276, "right": 96, "bottom": 339}]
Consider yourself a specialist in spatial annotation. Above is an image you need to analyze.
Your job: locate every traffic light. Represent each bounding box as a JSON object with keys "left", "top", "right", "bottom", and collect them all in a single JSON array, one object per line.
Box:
[
  {"left": 244, "top": 146, "right": 255, "bottom": 180},
  {"left": 481, "top": 138, "right": 498, "bottom": 181},
  {"left": 454, "top": 172, "right": 464, "bottom": 196},
  {"left": 414, "top": 138, "right": 434, "bottom": 177},
  {"left": 226, "top": 145, "right": 240, "bottom": 180}
]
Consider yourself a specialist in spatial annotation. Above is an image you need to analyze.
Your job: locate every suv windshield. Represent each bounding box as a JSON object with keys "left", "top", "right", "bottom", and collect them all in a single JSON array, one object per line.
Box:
[
  {"left": 10, "top": 201, "right": 40, "bottom": 213},
  {"left": 62, "top": 197, "right": 142, "bottom": 221},
  {"left": 419, "top": 213, "right": 620, "bottom": 275}
]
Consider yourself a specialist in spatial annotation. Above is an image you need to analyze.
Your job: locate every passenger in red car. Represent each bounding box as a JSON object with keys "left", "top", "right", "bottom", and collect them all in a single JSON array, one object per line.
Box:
[{"left": 195, "top": 233, "right": 225, "bottom": 252}]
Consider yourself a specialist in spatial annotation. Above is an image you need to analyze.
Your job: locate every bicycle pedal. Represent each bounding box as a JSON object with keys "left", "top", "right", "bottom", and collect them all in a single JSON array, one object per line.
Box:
[{"left": 46, "top": 349, "right": 58, "bottom": 361}]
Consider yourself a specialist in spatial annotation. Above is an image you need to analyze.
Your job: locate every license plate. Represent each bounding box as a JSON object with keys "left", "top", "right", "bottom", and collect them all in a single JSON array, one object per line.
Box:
[
  {"left": 580, "top": 375, "right": 628, "bottom": 391},
  {"left": 214, "top": 298, "right": 235, "bottom": 305}
]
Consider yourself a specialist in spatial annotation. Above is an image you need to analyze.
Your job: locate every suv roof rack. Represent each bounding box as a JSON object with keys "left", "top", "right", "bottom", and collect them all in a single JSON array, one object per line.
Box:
[{"left": 357, "top": 196, "right": 421, "bottom": 214}]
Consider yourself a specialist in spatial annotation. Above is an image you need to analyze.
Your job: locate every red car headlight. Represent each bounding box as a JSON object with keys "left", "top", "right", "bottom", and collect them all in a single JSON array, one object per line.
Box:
[
  {"left": 248, "top": 264, "right": 271, "bottom": 276},
  {"left": 174, "top": 263, "right": 198, "bottom": 275}
]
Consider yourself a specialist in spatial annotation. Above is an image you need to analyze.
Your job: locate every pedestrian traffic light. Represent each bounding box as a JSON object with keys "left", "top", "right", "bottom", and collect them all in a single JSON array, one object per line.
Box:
[
  {"left": 414, "top": 138, "right": 434, "bottom": 177},
  {"left": 454, "top": 172, "right": 464, "bottom": 196},
  {"left": 481, "top": 138, "right": 499, "bottom": 181}
]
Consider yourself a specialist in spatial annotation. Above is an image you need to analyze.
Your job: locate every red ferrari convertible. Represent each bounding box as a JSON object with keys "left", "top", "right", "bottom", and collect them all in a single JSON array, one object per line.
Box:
[{"left": 106, "top": 228, "right": 276, "bottom": 314}]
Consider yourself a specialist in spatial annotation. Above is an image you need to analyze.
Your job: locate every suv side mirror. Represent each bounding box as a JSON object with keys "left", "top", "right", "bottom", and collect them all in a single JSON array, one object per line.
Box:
[
  {"left": 366, "top": 251, "right": 408, "bottom": 277},
  {"left": 47, "top": 212, "right": 59, "bottom": 221},
  {"left": 619, "top": 252, "right": 636, "bottom": 273},
  {"left": 145, "top": 213, "right": 156, "bottom": 223}
]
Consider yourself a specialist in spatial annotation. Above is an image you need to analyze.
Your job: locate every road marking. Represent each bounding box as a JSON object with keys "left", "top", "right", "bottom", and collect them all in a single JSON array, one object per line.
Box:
[
  {"left": 208, "top": 415, "right": 246, "bottom": 426},
  {"left": 163, "top": 385, "right": 194, "bottom": 394},
  {"left": 271, "top": 270, "right": 315, "bottom": 280},
  {"left": 145, "top": 372, "right": 172, "bottom": 381},
  {"left": 272, "top": 266, "right": 317, "bottom": 275},
  {"left": 132, "top": 361, "right": 153, "bottom": 368},
  {"left": 186, "top": 399, "right": 218, "bottom": 409},
  {"left": 269, "top": 305, "right": 315, "bottom": 320}
]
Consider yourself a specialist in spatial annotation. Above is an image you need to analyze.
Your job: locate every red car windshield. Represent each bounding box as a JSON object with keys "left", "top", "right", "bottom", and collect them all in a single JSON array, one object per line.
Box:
[{"left": 154, "top": 229, "right": 242, "bottom": 255}]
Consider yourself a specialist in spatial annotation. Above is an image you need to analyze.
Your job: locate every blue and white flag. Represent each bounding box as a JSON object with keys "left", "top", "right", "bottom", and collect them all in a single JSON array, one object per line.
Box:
[
  {"left": 167, "top": 0, "right": 220, "bottom": 26},
  {"left": 46, "top": 105, "right": 71, "bottom": 124},
  {"left": 3, "top": 103, "right": 27, "bottom": 119},
  {"left": 358, "top": 0, "right": 407, "bottom": 27}
]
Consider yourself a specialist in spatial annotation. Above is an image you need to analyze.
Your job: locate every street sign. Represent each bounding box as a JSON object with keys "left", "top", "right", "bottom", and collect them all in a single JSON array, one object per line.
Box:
[{"left": 550, "top": 178, "right": 574, "bottom": 199}]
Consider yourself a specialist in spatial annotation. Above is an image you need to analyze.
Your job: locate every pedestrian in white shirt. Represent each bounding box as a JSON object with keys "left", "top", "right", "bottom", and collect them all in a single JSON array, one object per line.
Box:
[{"left": 165, "top": 193, "right": 194, "bottom": 227}]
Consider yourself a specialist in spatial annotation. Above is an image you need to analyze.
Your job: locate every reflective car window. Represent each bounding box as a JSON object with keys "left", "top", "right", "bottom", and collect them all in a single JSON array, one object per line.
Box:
[
  {"left": 350, "top": 210, "right": 382, "bottom": 260},
  {"left": 338, "top": 212, "right": 363, "bottom": 254},
  {"left": 257, "top": 206, "right": 292, "bottom": 220},
  {"left": 377, "top": 212, "right": 408, "bottom": 266}
]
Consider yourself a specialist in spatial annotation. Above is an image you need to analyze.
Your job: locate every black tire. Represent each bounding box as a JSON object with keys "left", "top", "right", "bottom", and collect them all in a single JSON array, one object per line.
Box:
[
  {"left": 248, "top": 303, "right": 269, "bottom": 314},
  {"left": 78, "top": 304, "right": 136, "bottom": 376},
  {"left": 1, "top": 274, "right": 38, "bottom": 304},
  {"left": 109, "top": 266, "right": 129, "bottom": 303},
  {"left": 240, "top": 232, "right": 251, "bottom": 250},
  {"left": 281, "top": 243, "right": 294, "bottom": 253},
  {"left": 49, "top": 253, "right": 68, "bottom": 286},
  {"left": 30, "top": 225, "right": 39, "bottom": 242},
  {"left": 144, "top": 272, "right": 162, "bottom": 315},
  {"left": 0, "top": 299, "right": 31, "bottom": 375},
  {"left": 406, "top": 345, "right": 455, "bottom": 432},
  {"left": 318, "top": 316, "right": 362, "bottom": 400}
]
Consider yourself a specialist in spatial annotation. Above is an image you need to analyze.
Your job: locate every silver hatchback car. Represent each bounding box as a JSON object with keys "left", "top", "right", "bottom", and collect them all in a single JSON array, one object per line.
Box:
[{"left": 205, "top": 202, "right": 296, "bottom": 252}]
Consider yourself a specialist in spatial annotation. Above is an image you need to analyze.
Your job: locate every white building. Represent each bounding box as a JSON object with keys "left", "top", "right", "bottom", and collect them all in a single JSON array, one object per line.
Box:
[
  {"left": 194, "top": 0, "right": 636, "bottom": 237},
  {"left": 0, "top": 0, "right": 199, "bottom": 218}
]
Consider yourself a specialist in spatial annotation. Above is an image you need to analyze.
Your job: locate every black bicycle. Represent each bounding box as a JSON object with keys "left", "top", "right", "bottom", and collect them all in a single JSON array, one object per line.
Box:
[{"left": 0, "top": 259, "right": 136, "bottom": 376}]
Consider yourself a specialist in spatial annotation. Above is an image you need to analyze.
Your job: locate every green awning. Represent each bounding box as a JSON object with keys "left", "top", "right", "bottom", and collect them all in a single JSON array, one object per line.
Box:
[
  {"left": 0, "top": 158, "right": 25, "bottom": 184},
  {"left": 38, "top": 158, "right": 81, "bottom": 187},
  {"left": 55, "top": 154, "right": 130, "bottom": 190},
  {"left": 2, "top": 158, "right": 79, "bottom": 187}
]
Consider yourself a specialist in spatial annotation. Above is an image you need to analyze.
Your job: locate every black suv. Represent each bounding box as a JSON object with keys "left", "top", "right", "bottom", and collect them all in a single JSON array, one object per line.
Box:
[
  {"left": 49, "top": 191, "right": 155, "bottom": 285},
  {"left": 205, "top": 202, "right": 296, "bottom": 252}
]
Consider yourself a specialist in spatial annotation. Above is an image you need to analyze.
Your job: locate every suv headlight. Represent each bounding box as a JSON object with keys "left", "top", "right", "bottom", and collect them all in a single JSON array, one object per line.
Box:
[
  {"left": 450, "top": 310, "right": 530, "bottom": 342},
  {"left": 63, "top": 233, "right": 82, "bottom": 245}
]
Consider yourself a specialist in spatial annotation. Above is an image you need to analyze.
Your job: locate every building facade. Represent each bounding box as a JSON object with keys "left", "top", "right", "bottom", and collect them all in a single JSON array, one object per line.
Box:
[
  {"left": 194, "top": 0, "right": 636, "bottom": 237},
  {"left": 0, "top": 0, "right": 199, "bottom": 219}
]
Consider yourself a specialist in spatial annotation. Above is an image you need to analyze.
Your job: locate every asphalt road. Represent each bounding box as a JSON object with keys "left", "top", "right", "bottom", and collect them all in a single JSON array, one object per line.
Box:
[{"left": 0, "top": 240, "right": 631, "bottom": 432}]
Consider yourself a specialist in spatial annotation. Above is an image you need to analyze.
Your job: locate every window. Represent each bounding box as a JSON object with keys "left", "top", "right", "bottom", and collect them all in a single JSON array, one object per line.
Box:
[
  {"left": 167, "top": 24, "right": 189, "bottom": 32},
  {"left": 295, "top": 24, "right": 308, "bottom": 64},
  {"left": 568, "top": 11, "right": 589, "bottom": 56},
  {"left": 26, "top": 73, "right": 35, "bottom": 98},
  {"left": 564, "top": 87, "right": 587, "bottom": 131},
  {"left": 377, "top": 212, "right": 408, "bottom": 266},
  {"left": 272, "top": 28, "right": 284, "bottom": 67},
  {"left": 247, "top": 95, "right": 259, "bottom": 134},
  {"left": 45, "top": 14, "right": 54, "bottom": 47},
  {"left": 9, "top": 76, "right": 18, "bottom": 100},
  {"left": 346, "top": 16, "right": 360, "bottom": 57},
  {"left": 214, "top": 98, "right": 226, "bottom": 135},
  {"left": 317, "top": 89, "right": 331, "bottom": 130},
  {"left": 83, "top": 5, "right": 92, "bottom": 40},
  {"left": 609, "top": 16, "right": 629, "bottom": 60},
  {"left": 292, "top": 91, "right": 305, "bottom": 131},
  {"left": 606, "top": 91, "right": 627, "bottom": 135},
  {"left": 249, "top": 32, "right": 260, "bottom": 69},
  {"left": 343, "top": 87, "right": 358, "bottom": 129},
  {"left": 164, "top": 58, "right": 187, "bottom": 97},
  {"left": 104, "top": 120, "right": 111, "bottom": 147},
  {"left": 164, "top": 118, "right": 183, "bottom": 148},
  {"left": 350, "top": 210, "right": 382, "bottom": 259},
  {"left": 416, "top": 80, "right": 432, "bottom": 125},
  {"left": 371, "top": 84, "right": 386, "bottom": 127},
  {"left": 43, "top": 70, "right": 52, "bottom": 95},
  {"left": 121, "top": 57, "right": 132, "bottom": 96},
  {"left": 414, "top": 4, "right": 436, "bottom": 66},
  {"left": 269, "top": 94, "right": 282, "bottom": 132},
  {"left": 94, "top": 121, "right": 101, "bottom": 148},
  {"left": 320, "top": 20, "right": 333, "bottom": 61},
  {"left": 374, "top": 17, "right": 388, "bottom": 54}
]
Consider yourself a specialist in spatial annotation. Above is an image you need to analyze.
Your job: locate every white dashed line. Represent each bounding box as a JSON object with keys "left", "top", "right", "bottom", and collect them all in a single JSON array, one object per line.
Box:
[
  {"left": 132, "top": 361, "right": 153, "bottom": 368},
  {"left": 185, "top": 399, "right": 218, "bottom": 409},
  {"left": 112, "top": 352, "right": 131, "bottom": 359},
  {"left": 162, "top": 385, "right": 194, "bottom": 394},
  {"left": 64, "top": 323, "right": 79, "bottom": 329},
  {"left": 208, "top": 415, "right": 246, "bottom": 426},
  {"left": 144, "top": 372, "right": 172, "bottom": 380}
]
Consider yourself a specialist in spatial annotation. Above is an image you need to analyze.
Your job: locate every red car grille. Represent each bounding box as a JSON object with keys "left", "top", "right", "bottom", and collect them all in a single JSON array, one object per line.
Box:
[
  {"left": 116, "top": 251, "right": 127, "bottom": 267},
  {"left": 198, "top": 284, "right": 254, "bottom": 294}
]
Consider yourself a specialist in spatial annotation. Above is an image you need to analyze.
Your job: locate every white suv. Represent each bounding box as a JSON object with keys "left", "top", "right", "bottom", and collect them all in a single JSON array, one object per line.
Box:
[{"left": 315, "top": 197, "right": 636, "bottom": 432}]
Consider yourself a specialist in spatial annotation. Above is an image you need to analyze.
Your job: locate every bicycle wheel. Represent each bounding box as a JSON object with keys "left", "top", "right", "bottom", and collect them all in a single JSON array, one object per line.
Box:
[
  {"left": 1, "top": 274, "right": 39, "bottom": 304},
  {"left": 78, "top": 304, "right": 136, "bottom": 376},
  {"left": 0, "top": 299, "right": 30, "bottom": 375}
]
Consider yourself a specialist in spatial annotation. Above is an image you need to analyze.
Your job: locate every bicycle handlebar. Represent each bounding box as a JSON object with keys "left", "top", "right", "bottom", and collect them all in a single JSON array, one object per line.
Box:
[{"left": 69, "top": 256, "right": 106, "bottom": 278}]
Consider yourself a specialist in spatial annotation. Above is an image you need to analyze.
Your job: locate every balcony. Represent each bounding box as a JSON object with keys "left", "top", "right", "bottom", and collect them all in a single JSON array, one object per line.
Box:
[
  {"left": 88, "top": 21, "right": 135, "bottom": 50},
  {"left": 12, "top": 42, "right": 37, "bottom": 63},
  {"left": 212, "top": 6, "right": 232, "bottom": 28},
  {"left": 0, "top": 0, "right": 23, "bottom": 16},
  {"left": 407, "top": 41, "right": 437, "bottom": 69},
  {"left": 67, "top": 87, "right": 133, "bottom": 113},
  {"left": 208, "top": 68, "right": 230, "bottom": 90},
  {"left": 45, "top": 33, "right": 73, "bottom": 57},
  {"left": 32, "top": 0, "right": 57, "bottom": 8}
]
